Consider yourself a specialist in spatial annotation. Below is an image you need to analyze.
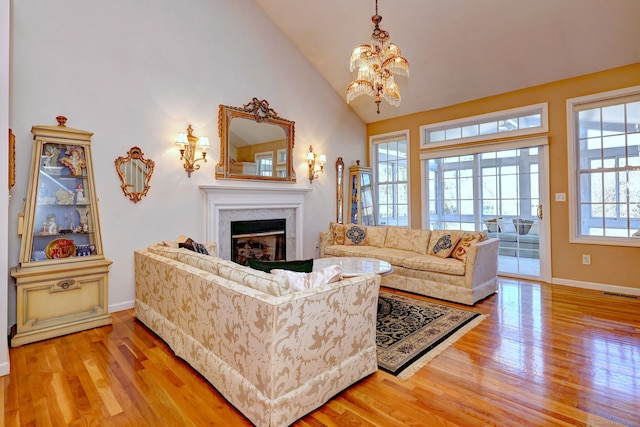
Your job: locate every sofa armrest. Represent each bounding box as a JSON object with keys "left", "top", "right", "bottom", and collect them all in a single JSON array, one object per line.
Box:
[
  {"left": 319, "top": 230, "right": 333, "bottom": 258},
  {"left": 465, "top": 238, "right": 499, "bottom": 287}
]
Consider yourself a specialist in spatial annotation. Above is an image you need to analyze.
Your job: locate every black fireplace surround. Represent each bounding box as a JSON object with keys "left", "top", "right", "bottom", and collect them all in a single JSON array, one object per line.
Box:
[{"left": 231, "top": 219, "right": 286, "bottom": 266}]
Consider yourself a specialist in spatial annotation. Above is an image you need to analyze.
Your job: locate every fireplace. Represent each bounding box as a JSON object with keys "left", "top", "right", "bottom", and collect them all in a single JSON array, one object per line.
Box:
[
  {"left": 199, "top": 185, "right": 311, "bottom": 261},
  {"left": 231, "top": 219, "right": 286, "bottom": 265}
]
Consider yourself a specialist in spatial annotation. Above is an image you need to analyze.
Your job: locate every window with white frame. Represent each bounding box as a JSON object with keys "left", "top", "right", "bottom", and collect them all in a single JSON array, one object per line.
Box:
[
  {"left": 567, "top": 86, "right": 640, "bottom": 245},
  {"left": 371, "top": 131, "right": 409, "bottom": 226},
  {"left": 255, "top": 152, "right": 273, "bottom": 177},
  {"left": 421, "top": 103, "right": 548, "bottom": 149}
]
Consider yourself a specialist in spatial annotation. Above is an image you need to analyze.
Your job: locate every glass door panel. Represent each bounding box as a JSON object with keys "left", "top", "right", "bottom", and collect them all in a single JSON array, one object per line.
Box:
[{"left": 427, "top": 146, "right": 544, "bottom": 278}]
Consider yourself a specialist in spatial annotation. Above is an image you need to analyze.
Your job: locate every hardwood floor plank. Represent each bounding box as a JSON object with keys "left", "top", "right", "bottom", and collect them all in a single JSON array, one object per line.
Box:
[{"left": 4, "top": 279, "right": 640, "bottom": 426}]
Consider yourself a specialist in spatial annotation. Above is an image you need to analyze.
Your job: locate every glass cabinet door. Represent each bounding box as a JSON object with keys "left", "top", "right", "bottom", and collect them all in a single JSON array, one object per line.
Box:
[
  {"left": 18, "top": 118, "right": 105, "bottom": 268},
  {"left": 30, "top": 143, "right": 96, "bottom": 262}
]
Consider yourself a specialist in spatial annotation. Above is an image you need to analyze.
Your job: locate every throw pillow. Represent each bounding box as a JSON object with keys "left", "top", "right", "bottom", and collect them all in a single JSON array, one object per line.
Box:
[
  {"left": 344, "top": 224, "right": 368, "bottom": 245},
  {"left": 452, "top": 232, "right": 487, "bottom": 262},
  {"left": 527, "top": 221, "right": 540, "bottom": 235},
  {"left": 179, "top": 237, "right": 210, "bottom": 255},
  {"left": 248, "top": 258, "right": 314, "bottom": 273},
  {"left": 272, "top": 265, "right": 342, "bottom": 292},
  {"left": 513, "top": 218, "right": 535, "bottom": 235},
  {"left": 366, "top": 226, "right": 388, "bottom": 248},
  {"left": 497, "top": 218, "right": 517, "bottom": 234},
  {"left": 429, "top": 231, "right": 462, "bottom": 258},
  {"left": 484, "top": 218, "right": 500, "bottom": 233},
  {"left": 330, "top": 222, "right": 345, "bottom": 245}
]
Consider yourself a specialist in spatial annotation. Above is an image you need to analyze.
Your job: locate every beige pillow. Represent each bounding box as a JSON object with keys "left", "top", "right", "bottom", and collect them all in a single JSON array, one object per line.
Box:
[
  {"left": 429, "top": 230, "right": 462, "bottom": 258},
  {"left": 366, "top": 226, "right": 388, "bottom": 248},
  {"left": 344, "top": 224, "right": 368, "bottom": 246},
  {"left": 272, "top": 265, "right": 342, "bottom": 292},
  {"left": 385, "top": 227, "right": 431, "bottom": 254},
  {"left": 453, "top": 232, "right": 486, "bottom": 262},
  {"left": 330, "top": 222, "right": 345, "bottom": 245}
]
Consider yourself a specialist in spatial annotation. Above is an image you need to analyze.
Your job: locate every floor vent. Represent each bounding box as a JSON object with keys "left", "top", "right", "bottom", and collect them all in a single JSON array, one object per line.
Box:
[{"left": 602, "top": 291, "right": 640, "bottom": 300}]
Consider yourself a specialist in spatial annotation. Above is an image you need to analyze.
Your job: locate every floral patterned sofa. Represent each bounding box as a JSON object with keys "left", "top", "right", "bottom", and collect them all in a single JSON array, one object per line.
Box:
[
  {"left": 320, "top": 224, "right": 499, "bottom": 305},
  {"left": 134, "top": 243, "right": 381, "bottom": 427}
]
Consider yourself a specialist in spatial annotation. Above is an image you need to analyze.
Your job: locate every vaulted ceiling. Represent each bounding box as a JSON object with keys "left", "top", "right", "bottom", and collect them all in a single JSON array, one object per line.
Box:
[{"left": 254, "top": 0, "right": 640, "bottom": 123}]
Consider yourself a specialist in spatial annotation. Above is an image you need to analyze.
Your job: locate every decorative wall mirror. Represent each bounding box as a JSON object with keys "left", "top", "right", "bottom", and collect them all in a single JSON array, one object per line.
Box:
[
  {"left": 114, "top": 146, "right": 155, "bottom": 203},
  {"left": 216, "top": 98, "right": 296, "bottom": 182},
  {"left": 336, "top": 157, "right": 344, "bottom": 223}
]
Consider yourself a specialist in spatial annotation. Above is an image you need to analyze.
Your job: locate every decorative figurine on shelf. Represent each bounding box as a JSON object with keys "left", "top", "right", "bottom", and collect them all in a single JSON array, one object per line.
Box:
[
  {"left": 55, "top": 188, "right": 75, "bottom": 205},
  {"left": 45, "top": 213, "right": 57, "bottom": 234},
  {"left": 76, "top": 207, "right": 90, "bottom": 232},
  {"left": 43, "top": 146, "right": 61, "bottom": 167},
  {"left": 75, "top": 183, "right": 86, "bottom": 204},
  {"left": 60, "top": 146, "right": 86, "bottom": 176}
]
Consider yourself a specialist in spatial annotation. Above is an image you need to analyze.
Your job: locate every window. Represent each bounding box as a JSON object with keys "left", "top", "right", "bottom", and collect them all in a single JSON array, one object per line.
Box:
[
  {"left": 371, "top": 131, "right": 409, "bottom": 226},
  {"left": 567, "top": 86, "right": 640, "bottom": 246},
  {"left": 421, "top": 103, "right": 548, "bottom": 148},
  {"left": 255, "top": 152, "right": 273, "bottom": 177}
]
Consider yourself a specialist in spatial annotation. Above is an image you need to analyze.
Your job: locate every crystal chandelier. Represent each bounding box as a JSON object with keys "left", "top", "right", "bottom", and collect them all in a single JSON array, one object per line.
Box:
[{"left": 346, "top": 0, "right": 409, "bottom": 114}]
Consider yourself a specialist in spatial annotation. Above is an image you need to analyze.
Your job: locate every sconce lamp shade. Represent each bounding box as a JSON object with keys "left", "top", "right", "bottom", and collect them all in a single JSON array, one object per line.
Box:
[
  {"left": 319, "top": 154, "right": 327, "bottom": 164},
  {"left": 176, "top": 133, "right": 188, "bottom": 147},
  {"left": 198, "top": 136, "right": 210, "bottom": 150}
]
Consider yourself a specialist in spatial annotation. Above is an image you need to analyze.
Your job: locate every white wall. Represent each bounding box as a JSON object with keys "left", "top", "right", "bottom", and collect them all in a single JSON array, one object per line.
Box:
[
  {"left": 1, "top": 0, "right": 11, "bottom": 375},
  {"left": 8, "top": 0, "right": 365, "bottom": 327}
]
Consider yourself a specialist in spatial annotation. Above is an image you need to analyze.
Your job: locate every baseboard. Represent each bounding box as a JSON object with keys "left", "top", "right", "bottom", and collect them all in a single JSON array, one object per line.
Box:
[
  {"left": 552, "top": 277, "right": 640, "bottom": 297},
  {"left": 109, "top": 300, "right": 135, "bottom": 313},
  {"left": 0, "top": 358, "right": 9, "bottom": 376}
]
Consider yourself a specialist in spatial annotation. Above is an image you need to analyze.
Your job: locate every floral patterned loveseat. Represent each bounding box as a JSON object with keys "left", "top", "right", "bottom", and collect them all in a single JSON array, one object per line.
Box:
[
  {"left": 320, "top": 224, "right": 499, "bottom": 305},
  {"left": 134, "top": 243, "right": 381, "bottom": 427}
]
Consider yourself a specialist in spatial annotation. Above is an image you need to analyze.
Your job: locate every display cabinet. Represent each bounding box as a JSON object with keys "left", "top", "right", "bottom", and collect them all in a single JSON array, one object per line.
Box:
[
  {"left": 348, "top": 161, "right": 377, "bottom": 225},
  {"left": 11, "top": 116, "right": 112, "bottom": 347}
]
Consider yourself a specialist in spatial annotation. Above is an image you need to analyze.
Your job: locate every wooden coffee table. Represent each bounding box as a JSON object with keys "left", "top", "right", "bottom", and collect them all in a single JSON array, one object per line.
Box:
[{"left": 313, "top": 257, "right": 393, "bottom": 277}]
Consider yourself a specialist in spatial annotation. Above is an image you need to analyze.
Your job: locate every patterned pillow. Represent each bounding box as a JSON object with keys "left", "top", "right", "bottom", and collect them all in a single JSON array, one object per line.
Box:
[
  {"left": 453, "top": 232, "right": 487, "bottom": 262},
  {"left": 483, "top": 218, "right": 500, "bottom": 233},
  {"left": 330, "top": 222, "right": 345, "bottom": 245},
  {"left": 344, "top": 224, "right": 368, "bottom": 245},
  {"left": 513, "top": 219, "right": 535, "bottom": 235},
  {"left": 429, "top": 231, "right": 462, "bottom": 258}
]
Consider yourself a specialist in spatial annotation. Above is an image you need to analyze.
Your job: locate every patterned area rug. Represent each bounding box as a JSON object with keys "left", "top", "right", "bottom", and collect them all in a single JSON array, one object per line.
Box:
[{"left": 377, "top": 291, "right": 485, "bottom": 380}]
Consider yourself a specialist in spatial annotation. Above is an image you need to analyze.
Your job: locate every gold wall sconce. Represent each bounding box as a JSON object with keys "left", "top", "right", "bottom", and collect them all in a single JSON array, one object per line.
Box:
[
  {"left": 307, "top": 145, "right": 326, "bottom": 183},
  {"left": 175, "top": 124, "right": 210, "bottom": 177}
]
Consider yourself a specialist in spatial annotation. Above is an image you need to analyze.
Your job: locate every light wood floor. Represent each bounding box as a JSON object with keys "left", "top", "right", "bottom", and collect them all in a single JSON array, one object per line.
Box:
[{"left": 3, "top": 278, "right": 640, "bottom": 426}]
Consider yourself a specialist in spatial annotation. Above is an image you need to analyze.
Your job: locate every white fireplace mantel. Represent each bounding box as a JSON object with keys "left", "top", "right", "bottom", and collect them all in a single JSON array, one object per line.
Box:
[{"left": 199, "top": 185, "right": 312, "bottom": 260}]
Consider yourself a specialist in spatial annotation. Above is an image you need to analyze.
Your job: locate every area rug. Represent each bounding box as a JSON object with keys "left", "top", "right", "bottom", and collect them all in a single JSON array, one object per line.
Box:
[{"left": 376, "top": 291, "right": 485, "bottom": 380}]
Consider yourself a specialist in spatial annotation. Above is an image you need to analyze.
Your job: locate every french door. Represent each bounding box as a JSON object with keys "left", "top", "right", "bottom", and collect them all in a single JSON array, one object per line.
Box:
[{"left": 424, "top": 142, "right": 548, "bottom": 280}]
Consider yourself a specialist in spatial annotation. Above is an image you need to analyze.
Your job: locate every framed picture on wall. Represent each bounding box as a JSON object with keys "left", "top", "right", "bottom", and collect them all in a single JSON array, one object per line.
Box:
[
  {"left": 277, "top": 148, "right": 287, "bottom": 165},
  {"left": 8, "top": 129, "right": 15, "bottom": 189}
]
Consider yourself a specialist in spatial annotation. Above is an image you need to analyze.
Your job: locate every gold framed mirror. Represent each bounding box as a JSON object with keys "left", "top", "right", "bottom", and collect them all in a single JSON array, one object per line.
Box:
[
  {"left": 216, "top": 98, "right": 295, "bottom": 182},
  {"left": 114, "top": 146, "right": 155, "bottom": 203}
]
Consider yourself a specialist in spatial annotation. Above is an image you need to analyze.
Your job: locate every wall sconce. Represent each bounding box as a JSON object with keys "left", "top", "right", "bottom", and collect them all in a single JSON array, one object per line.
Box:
[
  {"left": 175, "top": 124, "right": 210, "bottom": 177},
  {"left": 307, "top": 145, "right": 326, "bottom": 183}
]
